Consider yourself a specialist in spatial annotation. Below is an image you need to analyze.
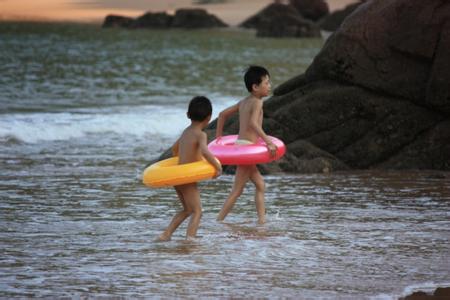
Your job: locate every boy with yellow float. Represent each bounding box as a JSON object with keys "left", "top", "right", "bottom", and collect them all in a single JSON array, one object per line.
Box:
[{"left": 144, "top": 96, "right": 221, "bottom": 241}]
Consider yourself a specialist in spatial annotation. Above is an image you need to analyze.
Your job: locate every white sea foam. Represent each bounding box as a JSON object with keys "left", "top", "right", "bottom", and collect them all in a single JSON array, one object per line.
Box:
[
  {"left": 0, "top": 100, "right": 235, "bottom": 144},
  {"left": 0, "top": 105, "right": 185, "bottom": 143}
]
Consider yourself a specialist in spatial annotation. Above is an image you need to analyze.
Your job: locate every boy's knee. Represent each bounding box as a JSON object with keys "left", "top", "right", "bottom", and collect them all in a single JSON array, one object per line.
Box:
[
  {"left": 232, "top": 188, "right": 244, "bottom": 197},
  {"left": 192, "top": 208, "right": 202, "bottom": 218},
  {"left": 183, "top": 208, "right": 193, "bottom": 216},
  {"left": 255, "top": 180, "right": 265, "bottom": 192}
]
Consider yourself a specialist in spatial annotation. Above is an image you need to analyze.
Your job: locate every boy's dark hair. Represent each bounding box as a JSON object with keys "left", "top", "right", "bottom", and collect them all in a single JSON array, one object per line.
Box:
[
  {"left": 244, "top": 65, "right": 270, "bottom": 92},
  {"left": 188, "top": 96, "right": 212, "bottom": 121}
]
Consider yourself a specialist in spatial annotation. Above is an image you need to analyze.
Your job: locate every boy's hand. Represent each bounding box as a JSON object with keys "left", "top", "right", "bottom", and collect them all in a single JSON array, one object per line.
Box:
[
  {"left": 213, "top": 157, "right": 222, "bottom": 178},
  {"left": 267, "top": 142, "right": 277, "bottom": 157},
  {"left": 214, "top": 167, "right": 222, "bottom": 178}
]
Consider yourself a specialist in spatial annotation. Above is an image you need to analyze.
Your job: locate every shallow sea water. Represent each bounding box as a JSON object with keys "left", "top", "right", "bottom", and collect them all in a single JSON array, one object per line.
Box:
[{"left": 2, "top": 158, "right": 450, "bottom": 299}]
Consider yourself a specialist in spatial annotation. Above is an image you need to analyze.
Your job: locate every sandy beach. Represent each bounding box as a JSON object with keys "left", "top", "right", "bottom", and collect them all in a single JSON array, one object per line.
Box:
[{"left": 1, "top": 0, "right": 359, "bottom": 25}]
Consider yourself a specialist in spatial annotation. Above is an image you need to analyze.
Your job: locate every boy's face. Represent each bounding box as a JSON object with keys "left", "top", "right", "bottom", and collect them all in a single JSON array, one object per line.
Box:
[{"left": 253, "top": 75, "right": 271, "bottom": 97}]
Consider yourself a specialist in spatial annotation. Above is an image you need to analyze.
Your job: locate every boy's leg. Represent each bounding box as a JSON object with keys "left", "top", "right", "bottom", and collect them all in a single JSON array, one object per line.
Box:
[
  {"left": 249, "top": 165, "right": 266, "bottom": 224},
  {"left": 182, "top": 183, "right": 202, "bottom": 239},
  {"left": 158, "top": 185, "right": 191, "bottom": 241},
  {"left": 217, "top": 165, "right": 251, "bottom": 221}
]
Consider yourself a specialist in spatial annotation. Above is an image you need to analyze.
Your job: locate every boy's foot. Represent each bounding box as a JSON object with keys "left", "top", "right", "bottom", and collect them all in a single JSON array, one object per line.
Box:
[
  {"left": 186, "top": 235, "right": 199, "bottom": 242},
  {"left": 156, "top": 233, "right": 171, "bottom": 242}
]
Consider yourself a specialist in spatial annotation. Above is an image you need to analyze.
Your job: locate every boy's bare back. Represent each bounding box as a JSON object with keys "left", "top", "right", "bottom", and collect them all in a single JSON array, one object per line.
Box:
[
  {"left": 238, "top": 95, "right": 263, "bottom": 143},
  {"left": 177, "top": 127, "right": 205, "bottom": 165}
]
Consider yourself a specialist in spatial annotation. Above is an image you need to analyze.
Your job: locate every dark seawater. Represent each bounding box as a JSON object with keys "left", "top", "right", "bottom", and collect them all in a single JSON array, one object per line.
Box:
[{"left": 1, "top": 22, "right": 449, "bottom": 299}]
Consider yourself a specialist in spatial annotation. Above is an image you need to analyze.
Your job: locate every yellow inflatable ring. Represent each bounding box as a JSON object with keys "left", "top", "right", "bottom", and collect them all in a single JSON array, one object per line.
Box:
[{"left": 142, "top": 157, "right": 218, "bottom": 188}]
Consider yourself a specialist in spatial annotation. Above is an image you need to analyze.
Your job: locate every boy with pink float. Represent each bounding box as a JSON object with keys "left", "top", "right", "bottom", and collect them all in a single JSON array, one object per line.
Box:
[{"left": 214, "top": 66, "right": 277, "bottom": 224}]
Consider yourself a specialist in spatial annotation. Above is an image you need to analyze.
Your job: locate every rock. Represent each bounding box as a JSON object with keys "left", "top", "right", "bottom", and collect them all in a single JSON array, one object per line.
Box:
[
  {"left": 401, "top": 291, "right": 433, "bottom": 300},
  {"left": 132, "top": 12, "right": 173, "bottom": 28},
  {"left": 282, "top": 140, "right": 349, "bottom": 173},
  {"left": 256, "top": 12, "right": 320, "bottom": 38},
  {"left": 274, "top": 0, "right": 450, "bottom": 172},
  {"left": 239, "top": 3, "right": 320, "bottom": 38},
  {"left": 172, "top": 8, "right": 228, "bottom": 29},
  {"left": 240, "top": 3, "right": 292, "bottom": 29},
  {"left": 102, "top": 8, "right": 228, "bottom": 30},
  {"left": 319, "top": 1, "right": 364, "bottom": 32},
  {"left": 374, "top": 120, "right": 450, "bottom": 170},
  {"left": 261, "top": 82, "right": 445, "bottom": 172},
  {"left": 434, "top": 288, "right": 450, "bottom": 299},
  {"left": 102, "top": 15, "right": 134, "bottom": 28},
  {"left": 306, "top": 0, "right": 450, "bottom": 114},
  {"left": 289, "top": 0, "right": 329, "bottom": 22},
  {"left": 399, "top": 287, "right": 450, "bottom": 300}
]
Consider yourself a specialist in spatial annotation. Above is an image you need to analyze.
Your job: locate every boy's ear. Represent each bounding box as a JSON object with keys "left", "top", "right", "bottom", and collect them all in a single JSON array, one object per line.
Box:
[
  {"left": 252, "top": 83, "right": 258, "bottom": 92},
  {"left": 203, "top": 115, "right": 211, "bottom": 125}
]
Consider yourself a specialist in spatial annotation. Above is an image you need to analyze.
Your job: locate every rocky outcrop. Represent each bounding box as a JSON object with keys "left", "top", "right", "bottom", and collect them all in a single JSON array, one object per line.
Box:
[
  {"left": 306, "top": 0, "right": 450, "bottom": 114},
  {"left": 399, "top": 287, "right": 450, "bottom": 300},
  {"left": 211, "top": 0, "right": 450, "bottom": 173},
  {"left": 102, "top": 8, "right": 227, "bottom": 29},
  {"left": 172, "top": 9, "right": 227, "bottom": 28},
  {"left": 319, "top": 1, "right": 364, "bottom": 32},
  {"left": 289, "top": 0, "right": 329, "bottom": 21},
  {"left": 102, "top": 15, "right": 134, "bottom": 28},
  {"left": 239, "top": 3, "right": 320, "bottom": 38},
  {"left": 132, "top": 12, "right": 173, "bottom": 28}
]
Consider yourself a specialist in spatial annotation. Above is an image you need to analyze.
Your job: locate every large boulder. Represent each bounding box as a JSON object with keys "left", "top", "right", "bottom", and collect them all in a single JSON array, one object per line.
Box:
[
  {"left": 319, "top": 1, "right": 364, "bottom": 32},
  {"left": 289, "top": 0, "right": 329, "bottom": 21},
  {"left": 132, "top": 12, "right": 173, "bottom": 28},
  {"left": 102, "top": 15, "right": 134, "bottom": 28},
  {"left": 210, "top": 0, "right": 450, "bottom": 173},
  {"left": 172, "top": 8, "right": 228, "bottom": 28},
  {"left": 239, "top": 3, "right": 320, "bottom": 38},
  {"left": 102, "top": 8, "right": 228, "bottom": 30},
  {"left": 399, "top": 287, "right": 450, "bottom": 300},
  {"left": 306, "top": 0, "right": 450, "bottom": 114}
]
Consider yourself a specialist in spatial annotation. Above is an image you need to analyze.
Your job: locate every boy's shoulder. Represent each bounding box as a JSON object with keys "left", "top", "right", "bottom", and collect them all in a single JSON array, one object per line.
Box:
[
  {"left": 179, "top": 127, "right": 205, "bottom": 147},
  {"left": 239, "top": 95, "right": 255, "bottom": 105},
  {"left": 241, "top": 95, "right": 262, "bottom": 108},
  {"left": 185, "top": 126, "right": 206, "bottom": 139}
]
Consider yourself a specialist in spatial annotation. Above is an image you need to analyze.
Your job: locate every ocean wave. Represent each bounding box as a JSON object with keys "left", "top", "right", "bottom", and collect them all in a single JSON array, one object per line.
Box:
[
  {"left": 0, "top": 105, "right": 188, "bottom": 144},
  {"left": 0, "top": 100, "right": 235, "bottom": 144}
]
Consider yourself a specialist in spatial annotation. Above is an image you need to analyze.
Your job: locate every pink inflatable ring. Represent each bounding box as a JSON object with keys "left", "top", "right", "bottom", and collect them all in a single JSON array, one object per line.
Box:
[{"left": 208, "top": 135, "right": 286, "bottom": 165}]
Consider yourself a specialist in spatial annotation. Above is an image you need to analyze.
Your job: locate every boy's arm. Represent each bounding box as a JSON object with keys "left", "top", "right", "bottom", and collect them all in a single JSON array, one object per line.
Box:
[
  {"left": 216, "top": 103, "right": 239, "bottom": 138},
  {"left": 249, "top": 100, "right": 277, "bottom": 156},
  {"left": 199, "top": 132, "right": 222, "bottom": 177},
  {"left": 171, "top": 138, "right": 180, "bottom": 157}
]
